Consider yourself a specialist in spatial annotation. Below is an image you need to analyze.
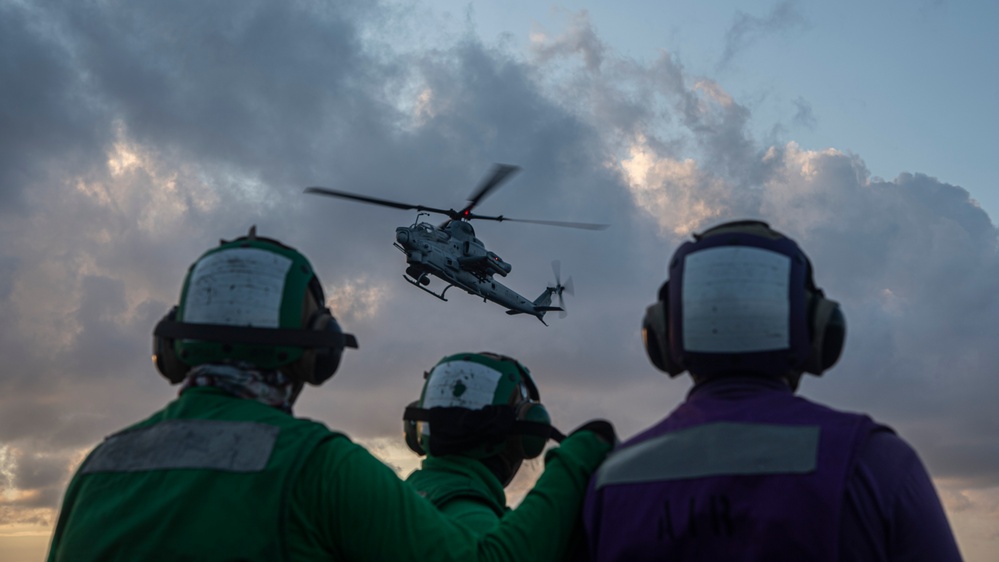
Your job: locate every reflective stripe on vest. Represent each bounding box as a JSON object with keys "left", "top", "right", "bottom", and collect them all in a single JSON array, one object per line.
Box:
[
  {"left": 81, "top": 419, "right": 279, "bottom": 474},
  {"left": 595, "top": 421, "right": 819, "bottom": 489}
]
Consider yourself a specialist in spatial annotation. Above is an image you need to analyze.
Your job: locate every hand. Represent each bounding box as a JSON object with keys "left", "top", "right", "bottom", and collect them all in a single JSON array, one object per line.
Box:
[{"left": 570, "top": 419, "right": 618, "bottom": 446}]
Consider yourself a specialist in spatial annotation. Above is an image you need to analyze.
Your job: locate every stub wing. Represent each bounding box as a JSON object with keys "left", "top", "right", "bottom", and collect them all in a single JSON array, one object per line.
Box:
[
  {"left": 505, "top": 305, "right": 562, "bottom": 316},
  {"left": 457, "top": 252, "right": 512, "bottom": 277}
]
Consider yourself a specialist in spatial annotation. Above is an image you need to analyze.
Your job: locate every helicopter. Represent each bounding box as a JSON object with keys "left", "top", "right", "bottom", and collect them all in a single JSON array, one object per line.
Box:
[{"left": 305, "top": 164, "right": 607, "bottom": 324}]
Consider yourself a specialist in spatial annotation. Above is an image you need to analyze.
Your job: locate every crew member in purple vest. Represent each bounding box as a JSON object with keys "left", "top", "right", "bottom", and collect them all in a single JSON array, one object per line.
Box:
[{"left": 582, "top": 220, "right": 961, "bottom": 562}]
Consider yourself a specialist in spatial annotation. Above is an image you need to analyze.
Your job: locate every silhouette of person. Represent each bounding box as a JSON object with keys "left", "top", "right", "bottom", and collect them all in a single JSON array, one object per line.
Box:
[{"left": 582, "top": 220, "right": 961, "bottom": 562}]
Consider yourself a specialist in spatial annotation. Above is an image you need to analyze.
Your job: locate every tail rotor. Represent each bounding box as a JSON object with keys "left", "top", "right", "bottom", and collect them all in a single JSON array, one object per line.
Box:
[{"left": 550, "top": 260, "right": 574, "bottom": 319}]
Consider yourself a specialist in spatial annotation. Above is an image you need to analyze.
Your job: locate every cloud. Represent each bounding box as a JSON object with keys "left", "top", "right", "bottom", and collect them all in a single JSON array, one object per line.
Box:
[
  {"left": 326, "top": 276, "right": 391, "bottom": 323},
  {"left": 530, "top": 10, "right": 605, "bottom": 72},
  {"left": 718, "top": 0, "right": 807, "bottom": 70},
  {"left": 791, "top": 96, "right": 817, "bottom": 130},
  {"left": 0, "top": 2, "right": 111, "bottom": 215},
  {"left": 616, "top": 136, "right": 728, "bottom": 236},
  {"left": 936, "top": 483, "right": 999, "bottom": 561}
]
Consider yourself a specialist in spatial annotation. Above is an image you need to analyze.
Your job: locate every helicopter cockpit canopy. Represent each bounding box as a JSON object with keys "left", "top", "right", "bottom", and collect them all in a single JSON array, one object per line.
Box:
[
  {"left": 446, "top": 221, "right": 475, "bottom": 238},
  {"left": 411, "top": 222, "right": 448, "bottom": 240}
]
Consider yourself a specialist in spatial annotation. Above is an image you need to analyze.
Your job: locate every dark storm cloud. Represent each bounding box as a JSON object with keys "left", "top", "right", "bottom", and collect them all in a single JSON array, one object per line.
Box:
[
  {"left": 0, "top": 2, "right": 111, "bottom": 213},
  {"left": 7, "top": 450, "right": 67, "bottom": 508},
  {"left": 58, "top": 0, "right": 381, "bottom": 183},
  {"left": 0, "top": 0, "right": 395, "bottom": 518}
]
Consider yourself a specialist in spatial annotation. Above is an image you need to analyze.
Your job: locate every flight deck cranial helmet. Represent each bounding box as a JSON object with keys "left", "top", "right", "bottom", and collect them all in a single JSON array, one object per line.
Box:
[
  {"left": 403, "top": 352, "right": 565, "bottom": 485},
  {"left": 152, "top": 227, "right": 358, "bottom": 385},
  {"left": 641, "top": 220, "right": 845, "bottom": 387}
]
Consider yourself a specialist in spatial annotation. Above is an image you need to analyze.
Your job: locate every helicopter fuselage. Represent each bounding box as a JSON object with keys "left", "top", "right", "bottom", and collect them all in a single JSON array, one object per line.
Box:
[{"left": 394, "top": 221, "right": 552, "bottom": 316}]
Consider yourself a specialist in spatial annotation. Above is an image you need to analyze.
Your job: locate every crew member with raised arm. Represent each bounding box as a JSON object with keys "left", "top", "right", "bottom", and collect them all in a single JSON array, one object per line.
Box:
[{"left": 404, "top": 352, "right": 611, "bottom": 539}]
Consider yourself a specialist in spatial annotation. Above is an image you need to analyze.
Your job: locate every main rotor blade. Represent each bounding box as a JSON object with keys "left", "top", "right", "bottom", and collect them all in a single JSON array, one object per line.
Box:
[
  {"left": 467, "top": 214, "right": 610, "bottom": 230},
  {"left": 304, "top": 187, "right": 454, "bottom": 217},
  {"left": 460, "top": 164, "right": 521, "bottom": 215}
]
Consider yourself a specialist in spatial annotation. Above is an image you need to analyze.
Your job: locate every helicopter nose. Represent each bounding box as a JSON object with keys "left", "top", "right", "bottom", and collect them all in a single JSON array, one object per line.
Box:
[{"left": 396, "top": 228, "right": 410, "bottom": 244}]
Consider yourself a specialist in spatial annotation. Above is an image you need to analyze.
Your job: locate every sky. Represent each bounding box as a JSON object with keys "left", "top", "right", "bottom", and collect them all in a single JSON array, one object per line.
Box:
[{"left": 1, "top": 0, "right": 997, "bottom": 560}]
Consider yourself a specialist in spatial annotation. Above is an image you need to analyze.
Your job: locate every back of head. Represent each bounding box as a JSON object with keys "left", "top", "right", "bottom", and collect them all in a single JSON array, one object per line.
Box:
[
  {"left": 152, "top": 227, "right": 357, "bottom": 386},
  {"left": 402, "top": 352, "right": 561, "bottom": 485},
  {"left": 642, "top": 220, "right": 845, "bottom": 388}
]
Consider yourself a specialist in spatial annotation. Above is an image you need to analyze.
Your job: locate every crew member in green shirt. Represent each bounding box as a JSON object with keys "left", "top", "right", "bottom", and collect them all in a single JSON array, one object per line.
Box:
[
  {"left": 46, "top": 228, "right": 613, "bottom": 562},
  {"left": 404, "top": 352, "right": 588, "bottom": 534}
]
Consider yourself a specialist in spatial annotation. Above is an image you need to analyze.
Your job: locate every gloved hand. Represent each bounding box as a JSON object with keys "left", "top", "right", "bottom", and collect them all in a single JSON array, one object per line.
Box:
[
  {"left": 543, "top": 419, "right": 615, "bottom": 480},
  {"left": 570, "top": 419, "right": 618, "bottom": 447}
]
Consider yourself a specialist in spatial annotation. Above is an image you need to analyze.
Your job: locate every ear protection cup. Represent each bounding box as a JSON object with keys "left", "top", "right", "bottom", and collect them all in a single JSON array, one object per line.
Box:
[
  {"left": 403, "top": 400, "right": 425, "bottom": 455},
  {"left": 297, "top": 308, "right": 348, "bottom": 385},
  {"left": 514, "top": 401, "right": 552, "bottom": 459},
  {"left": 641, "top": 283, "right": 685, "bottom": 376},
  {"left": 504, "top": 359, "right": 557, "bottom": 459},
  {"left": 152, "top": 307, "right": 189, "bottom": 384},
  {"left": 821, "top": 305, "right": 846, "bottom": 370},
  {"left": 803, "top": 292, "right": 845, "bottom": 375}
]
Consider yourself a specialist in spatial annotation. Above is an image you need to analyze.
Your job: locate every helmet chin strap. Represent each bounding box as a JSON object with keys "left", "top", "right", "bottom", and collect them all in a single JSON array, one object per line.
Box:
[
  {"left": 287, "top": 379, "right": 306, "bottom": 405},
  {"left": 480, "top": 451, "right": 524, "bottom": 487}
]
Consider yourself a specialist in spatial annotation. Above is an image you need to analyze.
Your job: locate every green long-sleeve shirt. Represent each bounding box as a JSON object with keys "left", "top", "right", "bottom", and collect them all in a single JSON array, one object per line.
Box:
[
  {"left": 48, "top": 387, "right": 609, "bottom": 561},
  {"left": 406, "top": 454, "right": 510, "bottom": 534}
]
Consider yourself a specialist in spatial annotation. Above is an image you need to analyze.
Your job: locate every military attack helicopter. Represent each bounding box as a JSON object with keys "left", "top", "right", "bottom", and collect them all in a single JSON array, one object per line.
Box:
[{"left": 305, "top": 165, "right": 607, "bottom": 324}]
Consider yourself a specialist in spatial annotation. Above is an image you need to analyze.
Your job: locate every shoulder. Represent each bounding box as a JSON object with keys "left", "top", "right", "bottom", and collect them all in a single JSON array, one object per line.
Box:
[
  {"left": 850, "top": 428, "right": 937, "bottom": 512},
  {"left": 406, "top": 457, "right": 507, "bottom": 516},
  {"left": 285, "top": 434, "right": 386, "bottom": 556},
  {"left": 841, "top": 429, "right": 962, "bottom": 561},
  {"left": 299, "top": 433, "right": 363, "bottom": 469},
  {"left": 857, "top": 429, "right": 919, "bottom": 472}
]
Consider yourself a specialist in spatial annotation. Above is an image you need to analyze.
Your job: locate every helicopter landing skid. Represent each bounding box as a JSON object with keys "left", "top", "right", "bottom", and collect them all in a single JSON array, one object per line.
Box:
[{"left": 404, "top": 275, "right": 452, "bottom": 301}]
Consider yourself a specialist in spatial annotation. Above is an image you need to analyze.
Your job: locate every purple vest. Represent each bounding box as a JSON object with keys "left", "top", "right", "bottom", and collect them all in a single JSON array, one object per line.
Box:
[{"left": 584, "top": 382, "right": 881, "bottom": 562}]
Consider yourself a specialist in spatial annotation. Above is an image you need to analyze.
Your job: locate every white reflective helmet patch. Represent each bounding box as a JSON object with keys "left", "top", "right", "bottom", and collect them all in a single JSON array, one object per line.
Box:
[
  {"left": 422, "top": 360, "right": 502, "bottom": 410},
  {"left": 184, "top": 248, "right": 293, "bottom": 327},
  {"left": 681, "top": 246, "right": 791, "bottom": 353}
]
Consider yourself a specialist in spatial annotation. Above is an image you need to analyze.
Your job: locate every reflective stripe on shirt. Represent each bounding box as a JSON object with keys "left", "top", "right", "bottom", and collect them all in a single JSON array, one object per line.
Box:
[
  {"left": 594, "top": 421, "right": 819, "bottom": 489},
  {"left": 81, "top": 419, "right": 279, "bottom": 473}
]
